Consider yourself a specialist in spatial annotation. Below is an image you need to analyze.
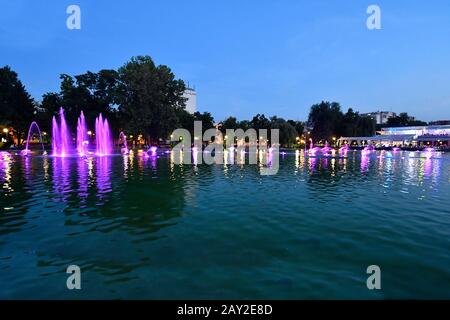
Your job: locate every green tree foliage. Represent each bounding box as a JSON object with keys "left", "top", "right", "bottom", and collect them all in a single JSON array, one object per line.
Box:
[
  {"left": 287, "top": 120, "right": 305, "bottom": 137},
  {"left": 116, "top": 56, "right": 186, "bottom": 143},
  {"left": 0, "top": 66, "right": 35, "bottom": 144},
  {"left": 221, "top": 116, "right": 238, "bottom": 132},
  {"left": 386, "top": 112, "right": 427, "bottom": 127},
  {"left": 194, "top": 112, "right": 215, "bottom": 130},
  {"left": 270, "top": 116, "right": 298, "bottom": 147},
  {"left": 219, "top": 115, "right": 300, "bottom": 147},
  {"left": 37, "top": 70, "right": 120, "bottom": 132},
  {"left": 308, "top": 102, "right": 376, "bottom": 141},
  {"left": 307, "top": 101, "right": 343, "bottom": 142},
  {"left": 341, "top": 108, "right": 376, "bottom": 137},
  {"left": 250, "top": 114, "right": 271, "bottom": 131}
]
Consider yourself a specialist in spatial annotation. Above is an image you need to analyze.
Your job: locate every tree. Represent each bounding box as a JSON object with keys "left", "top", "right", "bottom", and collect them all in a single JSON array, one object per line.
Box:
[
  {"left": 36, "top": 92, "right": 63, "bottom": 133},
  {"left": 175, "top": 108, "right": 195, "bottom": 136},
  {"left": 194, "top": 112, "right": 215, "bottom": 130},
  {"left": 116, "top": 56, "right": 186, "bottom": 143},
  {"left": 251, "top": 114, "right": 271, "bottom": 131},
  {"left": 221, "top": 116, "right": 238, "bottom": 132},
  {"left": 307, "top": 101, "right": 343, "bottom": 142},
  {"left": 357, "top": 115, "right": 376, "bottom": 137},
  {"left": 386, "top": 112, "right": 427, "bottom": 127},
  {"left": 287, "top": 120, "right": 305, "bottom": 137},
  {"left": 0, "top": 66, "right": 35, "bottom": 145},
  {"left": 270, "top": 117, "right": 298, "bottom": 147}
]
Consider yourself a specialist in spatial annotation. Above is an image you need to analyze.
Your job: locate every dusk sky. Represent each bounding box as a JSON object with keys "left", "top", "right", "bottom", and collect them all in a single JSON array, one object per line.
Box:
[{"left": 1, "top": 0, "right": 450, "bottom": 122}]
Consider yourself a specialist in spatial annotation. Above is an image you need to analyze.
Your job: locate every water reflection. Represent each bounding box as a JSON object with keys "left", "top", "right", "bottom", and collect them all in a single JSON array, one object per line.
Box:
[
  {"left": 1, "top": 151, "right": 450, "bottom": 299},
  {"left": 96, "top": 156, "right": 112, "bottom": 201},
  {"left": 52, "top": 157, "right": 71, "bottom": 202},
  {"left": 361, "top": 154, "right": 370, "bottom": 173},
  {"left": 77, "top": 157, "right": 89, "bottom": 205}
]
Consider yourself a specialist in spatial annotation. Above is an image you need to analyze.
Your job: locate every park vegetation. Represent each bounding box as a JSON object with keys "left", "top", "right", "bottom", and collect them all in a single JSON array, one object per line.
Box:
[{"left": 0, "top": 56, "right": 428, "bottom": 149}]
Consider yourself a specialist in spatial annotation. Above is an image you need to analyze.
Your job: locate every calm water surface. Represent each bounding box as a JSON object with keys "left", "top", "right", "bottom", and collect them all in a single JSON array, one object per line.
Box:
[{"left": 1, "top": 150, "right": 449, "bottom": 299}]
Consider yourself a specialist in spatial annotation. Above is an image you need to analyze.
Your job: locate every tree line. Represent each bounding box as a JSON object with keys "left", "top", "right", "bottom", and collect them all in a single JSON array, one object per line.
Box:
[{"left": 0, "top": 56, "right": 429, "bottom": 149}]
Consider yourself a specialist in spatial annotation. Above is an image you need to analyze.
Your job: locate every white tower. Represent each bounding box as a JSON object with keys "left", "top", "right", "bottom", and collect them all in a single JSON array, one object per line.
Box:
[{"left": 183, "top": 87, "right": 197, "bottom": 114}]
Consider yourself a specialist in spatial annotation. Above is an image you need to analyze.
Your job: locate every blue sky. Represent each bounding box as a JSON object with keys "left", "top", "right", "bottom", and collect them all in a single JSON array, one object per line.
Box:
[{"left": 1, "top": 0, "right": 450, "bottom": 121}]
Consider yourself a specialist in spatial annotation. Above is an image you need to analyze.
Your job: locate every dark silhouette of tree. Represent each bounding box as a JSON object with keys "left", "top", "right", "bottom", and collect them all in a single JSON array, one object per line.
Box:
[
  {"left": 386, "top": 112, "right": 427, "bottom": 127},
  {"left": 194, "top": 112, "right": 215, "bottom": 130},
  {"left": 287, "top": 120, "right": 305, "bottom": 137},
  {"left": 307, "top": 101, "right": 343, "bottom": 142},
  {"left": 0, "top": 66, "right": 35, "bottom": 145},
  {"left": 270, "top": 116, "right": 298, "bottom": 147},
  {"left": 116, "top": 56, "right": 186, "bottom": 143},
  {"left": 221, "top": 116, "right": 238, "bottom": 132}
]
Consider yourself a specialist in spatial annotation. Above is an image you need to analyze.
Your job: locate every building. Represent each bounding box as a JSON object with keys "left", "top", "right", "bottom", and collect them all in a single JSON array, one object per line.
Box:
[
  {"left": 429, "top": 120, "right": 450, "bottom": 126},
  {"left": 338, "top": 124, "right": 450, "bottom": 149},
  {"left": 361, "top": 111, "right": 397, "bottom": 125},
  {"left": 183, "top": 87, "right": 197, "bottom": 114}
]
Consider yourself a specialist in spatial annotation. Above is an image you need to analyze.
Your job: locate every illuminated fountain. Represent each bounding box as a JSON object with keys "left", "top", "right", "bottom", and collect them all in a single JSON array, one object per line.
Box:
[
  {"left": 148, "top": 146, "right": 158, "bottom": 157},
  {"left": 362, "top": 145, "right": 375, "bottom": 156},
  {"left": 76, "top": 111, "right": 89, "bottom": 156},
  {"left": 339, "top": 143, "right": 349, "bottom": 155},
  {"left": 119, "top": 132, "right": 129, "bottom": 155},
  {"left": 308, "top": 139, "right": 322, "bottom": 156},
  {"left": 321, "top": 141, "right": 332, "bottom": 155},
  {"left": 21, "top": 121, "right": 45, "bottom": 156},
  {"left": 95, "top": 114, "right": 112, "bottom": 156},
  {"left": 52, "top": 108, "right": 72, "bottom": 157},
  {"left": 424, "top": 147, "right": 435, "bottom": 159}
]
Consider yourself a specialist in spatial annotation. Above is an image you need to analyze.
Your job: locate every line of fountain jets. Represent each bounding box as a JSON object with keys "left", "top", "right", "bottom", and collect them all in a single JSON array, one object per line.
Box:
[
  {"left": 20, "top": 108, "right": 156, "bottom": 158},
  {"left": 308, "top": 139, "right": 435, "bottom": 158},
  {"left": 2, "top": 107, "right": 436, "bottom": 160}
]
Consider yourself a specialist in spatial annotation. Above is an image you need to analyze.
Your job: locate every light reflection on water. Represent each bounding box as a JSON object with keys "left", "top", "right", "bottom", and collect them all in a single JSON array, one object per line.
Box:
[{"left": 0, "top": 150, "right": 449, "bottom": 299}]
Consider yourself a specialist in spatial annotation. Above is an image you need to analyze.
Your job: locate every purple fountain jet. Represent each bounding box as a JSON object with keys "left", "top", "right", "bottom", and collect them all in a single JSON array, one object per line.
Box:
[
  {"left": 52, "top": 108, "right": 72, "bottom": 157},
  {"left": 95, "top": 114, "right": 112, "bottom": 156}
]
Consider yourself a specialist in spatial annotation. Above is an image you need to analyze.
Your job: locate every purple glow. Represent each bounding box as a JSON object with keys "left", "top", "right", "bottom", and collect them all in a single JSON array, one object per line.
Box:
[
  {"left": 22, "top": 121, "right": 45, "bottom": 156},
  {"left": 361, "top": 154, "right": 370, "bottom": 172},
  {"left": 96, "top": 156, "right": 112, "bottom": 198},
  {"left": 95, "top": 114, "right": 112, "bottom": 156},
  {"left": 308, "top": 139, "right": 324, "bottom": 156},
  {"left": 147, "top": 146, "right": 158, "bottom": 157},
  {"left": 392, "top": 147, "right": 401, "bottom": 152},
  {"left": 76, "top": 111, "right": 88, "bottom": 156},
  {"left": 0, "top": 151, "right": 10, "bottom": 161},
  {"left": 423, "top": 147, "right": 435, "bottom": 159},
  {"left": 339, "top": 144, "right": 349, "bottom": 156},
  {"left": 321, "top": 141, "right": 332, "bottom": 155},
  {"left": 362, "top": 145, "right": 375, "bottom": 156},
  {"left": 52, "top": 108, "right": 72, "bottom": 157},
  {"left": 119, "top": 132, "right": 129, "bottom": 155}
]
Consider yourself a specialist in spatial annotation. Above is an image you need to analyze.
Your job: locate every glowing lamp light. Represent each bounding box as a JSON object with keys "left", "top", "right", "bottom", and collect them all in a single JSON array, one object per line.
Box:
[{"left": 2, "top": 128, "right": 8, "bottom": 134}]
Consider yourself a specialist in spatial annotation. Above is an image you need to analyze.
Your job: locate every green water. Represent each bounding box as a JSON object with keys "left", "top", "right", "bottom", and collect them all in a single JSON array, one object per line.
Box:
[{"left": 1, "top": 150, "right": 449, "bottom": 299}]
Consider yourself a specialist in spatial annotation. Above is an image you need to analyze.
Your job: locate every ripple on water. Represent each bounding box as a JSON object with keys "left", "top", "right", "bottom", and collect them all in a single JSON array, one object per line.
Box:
[{"left": 0, "top": 151, "right": 449, "bottom": 299}]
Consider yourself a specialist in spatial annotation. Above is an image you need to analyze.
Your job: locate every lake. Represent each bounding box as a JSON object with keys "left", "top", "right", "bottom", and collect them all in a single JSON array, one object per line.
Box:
[{"left": 1, "top": 150, "right": 449, "bottom": 299}]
